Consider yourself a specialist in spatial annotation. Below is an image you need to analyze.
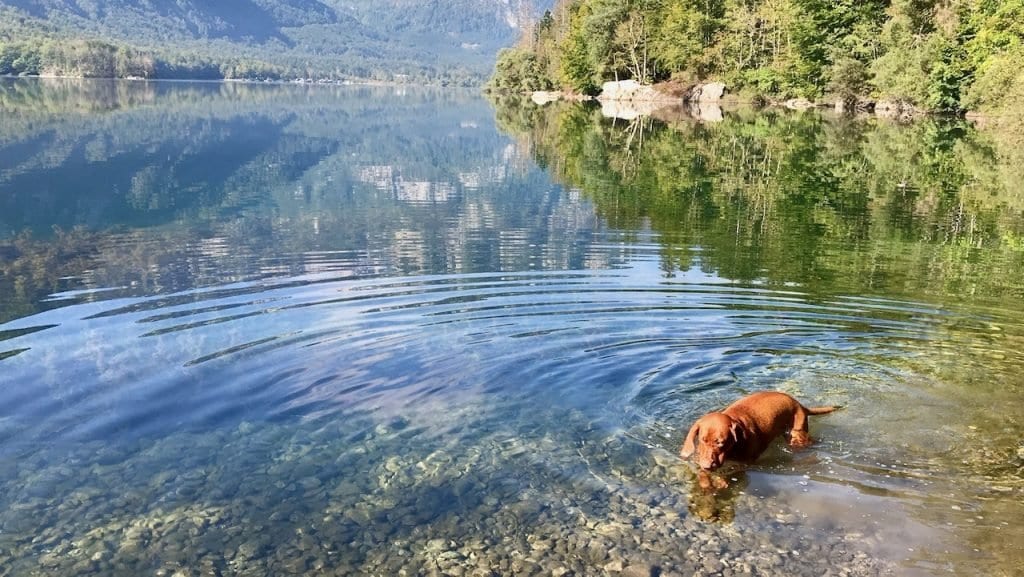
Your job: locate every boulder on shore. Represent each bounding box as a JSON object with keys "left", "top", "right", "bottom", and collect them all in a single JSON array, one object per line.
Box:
[
  {"left": 684, "top": 82, "right": 726, "bottom": 103},
  {"left": 598, "top": 80, "right": 676, "bottom": 103}
]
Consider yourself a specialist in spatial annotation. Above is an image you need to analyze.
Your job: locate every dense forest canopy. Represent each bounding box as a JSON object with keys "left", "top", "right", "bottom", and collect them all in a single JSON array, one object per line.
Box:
[
  {"left": 489, "top": 0, "right": 1024, "bottom": 114},
  {"left": 0, "top": 0, "right": 555, "bottom": 84}
]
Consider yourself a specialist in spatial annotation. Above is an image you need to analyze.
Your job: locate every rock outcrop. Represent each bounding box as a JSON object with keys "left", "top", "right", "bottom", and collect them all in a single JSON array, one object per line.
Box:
[
  {"left": 684, "top": 82, "right": 726, "bottom": 103},
  {"left": 596, "top": 80, "right": 679, "bottom": 118},
  {"left": 597, "top": 80, "right": 676, "bottom": 103}
]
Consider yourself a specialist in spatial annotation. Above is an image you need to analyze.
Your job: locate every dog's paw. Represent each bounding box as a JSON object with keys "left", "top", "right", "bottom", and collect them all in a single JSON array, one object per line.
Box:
[{"left": 788, "top": 434, "right": 813, "bottom": 448}]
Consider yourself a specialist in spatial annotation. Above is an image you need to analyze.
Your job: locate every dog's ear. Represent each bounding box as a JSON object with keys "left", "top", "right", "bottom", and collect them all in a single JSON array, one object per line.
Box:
[
  {"left": 729, "top": 420, "right": 744, "bottom": 445},
  {"left": 680, "top": 422, "right": 700, "bottom": 458}
]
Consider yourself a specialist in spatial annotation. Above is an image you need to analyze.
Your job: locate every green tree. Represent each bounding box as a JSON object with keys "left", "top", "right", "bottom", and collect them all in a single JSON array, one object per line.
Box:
[
  {"left": 652, "top": 0, "right": 722, "bottom": 78},
  {"left": 558, "top": 2, "right": 600, "bottom": 93},
  {"left": 490, "top": 0, "right": 1024, "bottom": 113},
  {"left": 488, "top": 47, "right": 554, "bottom": 92}
]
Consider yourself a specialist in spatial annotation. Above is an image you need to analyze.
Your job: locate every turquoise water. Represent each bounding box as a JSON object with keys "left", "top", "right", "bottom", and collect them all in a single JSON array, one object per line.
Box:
[{"left": 0, "top": 79, "right": 1022, "bottom": 576}]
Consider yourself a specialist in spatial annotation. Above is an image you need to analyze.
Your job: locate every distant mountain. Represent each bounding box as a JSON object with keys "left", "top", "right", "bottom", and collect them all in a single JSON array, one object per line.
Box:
[{"left": 0, "top": 0, "right": 555, "bottom": 84}]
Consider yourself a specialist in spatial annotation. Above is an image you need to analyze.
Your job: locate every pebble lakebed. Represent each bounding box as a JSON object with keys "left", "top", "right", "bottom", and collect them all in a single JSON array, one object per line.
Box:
[{"left": 0, "top": 407, "right": 887, "bottom": 577}]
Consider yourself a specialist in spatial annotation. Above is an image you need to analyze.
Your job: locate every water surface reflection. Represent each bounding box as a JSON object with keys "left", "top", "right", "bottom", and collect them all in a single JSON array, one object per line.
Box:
[{"left": 0, "top": 79, "right": 1022, "bottom": 576}]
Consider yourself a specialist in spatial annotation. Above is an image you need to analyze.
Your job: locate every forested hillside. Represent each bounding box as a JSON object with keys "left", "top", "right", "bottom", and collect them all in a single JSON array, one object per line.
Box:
[
  {"left": 489, "top": 0, "right": 1024, "bottom": 115},
  {"left": 0, "top": 0, "right": 554, "bottom": 84}
]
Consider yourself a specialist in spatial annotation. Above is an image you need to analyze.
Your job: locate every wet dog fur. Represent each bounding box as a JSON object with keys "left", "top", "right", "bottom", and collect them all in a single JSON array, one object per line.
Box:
[{"left": 680, "top": 391, "right": 839, "bottom": 471}]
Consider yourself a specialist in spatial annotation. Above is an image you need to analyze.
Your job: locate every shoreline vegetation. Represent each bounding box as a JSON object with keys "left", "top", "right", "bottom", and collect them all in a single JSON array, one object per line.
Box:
[
  {"left": 0, "top": 72, "right": 409, "bottom": 88},
  {"left": 0, "top": 38, "right": 428, "bottom": 85},
  {"left": 486, "top": 0, "right": 1024, "bottom": 125}
]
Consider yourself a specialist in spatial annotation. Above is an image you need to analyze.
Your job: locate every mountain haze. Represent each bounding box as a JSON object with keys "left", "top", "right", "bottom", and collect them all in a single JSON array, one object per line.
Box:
[{"left": 0, "top": 0, "right": 554, "bottom": 83}]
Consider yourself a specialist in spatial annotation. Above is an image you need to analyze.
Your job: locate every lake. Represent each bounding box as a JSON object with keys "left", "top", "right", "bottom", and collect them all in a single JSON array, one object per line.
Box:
[{"left": 0, "top": 78, "right": 1022, "bottom": 576}]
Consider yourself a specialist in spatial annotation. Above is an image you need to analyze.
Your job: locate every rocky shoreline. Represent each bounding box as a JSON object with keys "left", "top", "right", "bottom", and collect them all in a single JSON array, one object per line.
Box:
[
  {"left": 0, "top": 405, "right": 896, "bottom": 576},
  {"left": 529, "top": 80, "right": 934, "bottom": 122}
]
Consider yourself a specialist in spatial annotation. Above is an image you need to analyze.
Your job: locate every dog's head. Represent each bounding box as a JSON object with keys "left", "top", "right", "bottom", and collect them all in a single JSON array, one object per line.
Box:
[{"left": 680, "top": 413, "right": 744, "bottom": 471}]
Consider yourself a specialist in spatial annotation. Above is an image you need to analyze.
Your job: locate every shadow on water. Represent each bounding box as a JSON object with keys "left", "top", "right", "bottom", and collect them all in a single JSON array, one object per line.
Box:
[{"left": 0, "top": 79, "right": 1022, "bottom": 576}]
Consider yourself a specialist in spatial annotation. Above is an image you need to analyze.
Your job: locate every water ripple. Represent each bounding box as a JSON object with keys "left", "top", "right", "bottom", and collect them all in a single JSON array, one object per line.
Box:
[
  {"left": 0, "top": 268, "right": 1019, "bottom": 481},
  {"left": 0, "top": 264, "right": 1021, "bottom": 577}
]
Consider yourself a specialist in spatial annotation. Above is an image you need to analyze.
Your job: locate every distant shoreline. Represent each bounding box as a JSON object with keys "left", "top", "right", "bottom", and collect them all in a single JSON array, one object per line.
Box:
[{"left": 0, "top": 74, "right": 466, "bottom": 90}]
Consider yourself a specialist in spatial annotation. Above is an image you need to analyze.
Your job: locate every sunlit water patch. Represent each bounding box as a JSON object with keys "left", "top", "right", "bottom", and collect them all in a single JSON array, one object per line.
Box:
[{"left": 2, "top": 247, "right": 1022, "bottom": 576}]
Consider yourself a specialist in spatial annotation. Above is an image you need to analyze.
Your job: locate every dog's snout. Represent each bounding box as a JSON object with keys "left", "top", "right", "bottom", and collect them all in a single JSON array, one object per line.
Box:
[{"left": 699, "top": 456, "right": 720, "bottom": 471}]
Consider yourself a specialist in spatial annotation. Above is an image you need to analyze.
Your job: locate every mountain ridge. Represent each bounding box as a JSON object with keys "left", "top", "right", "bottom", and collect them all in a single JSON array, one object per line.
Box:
[{"left": 0, "top": 0, "right": 554, "bottom": 84}]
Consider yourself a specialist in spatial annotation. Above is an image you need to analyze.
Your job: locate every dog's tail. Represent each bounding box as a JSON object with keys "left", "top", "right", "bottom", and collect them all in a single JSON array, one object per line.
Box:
[{"left": 806, "top": 405, "right": 841, "bottom": 415}]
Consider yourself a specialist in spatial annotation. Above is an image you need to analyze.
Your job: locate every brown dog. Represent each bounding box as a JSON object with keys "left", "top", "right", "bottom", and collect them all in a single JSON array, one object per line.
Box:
[{"left": 680, "top": 391, "right": 839, "bottom": 471}]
